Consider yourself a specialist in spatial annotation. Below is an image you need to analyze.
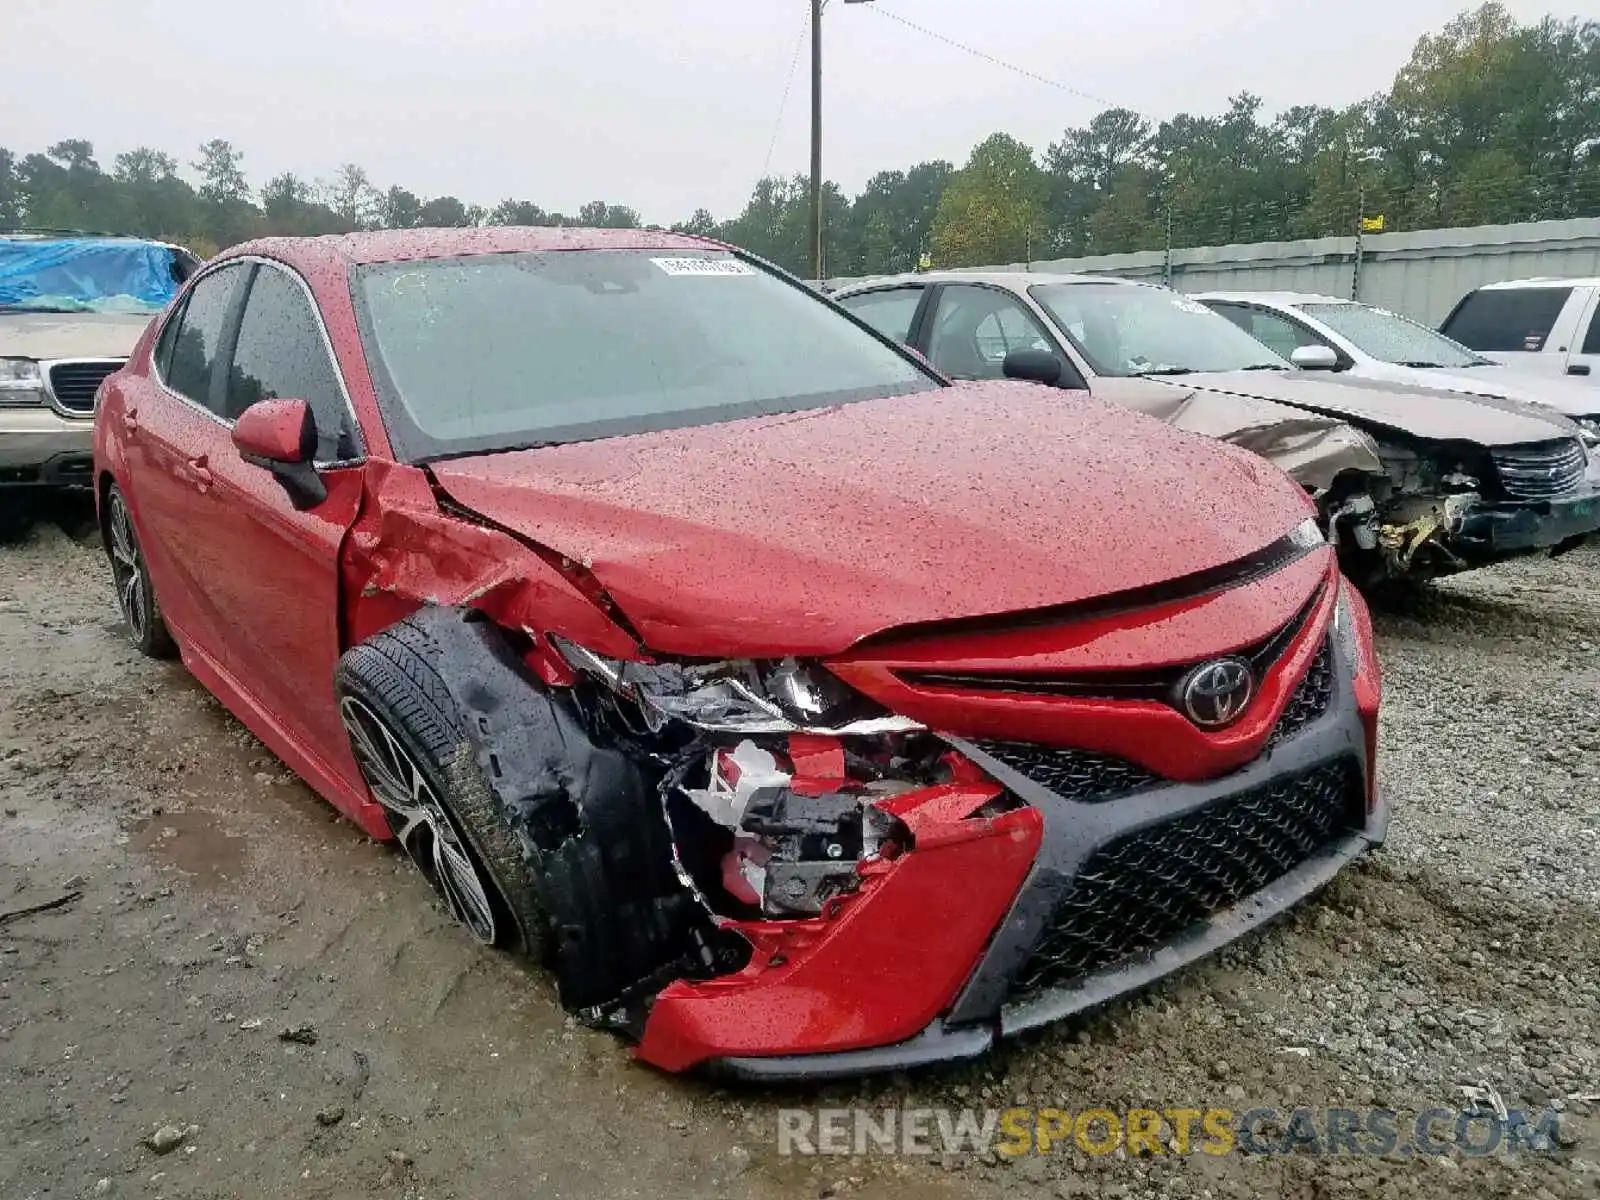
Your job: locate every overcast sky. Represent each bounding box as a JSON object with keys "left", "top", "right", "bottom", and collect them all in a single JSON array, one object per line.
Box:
[{"left": 1, "top": 0, "right": 1566, "bottom": 224}]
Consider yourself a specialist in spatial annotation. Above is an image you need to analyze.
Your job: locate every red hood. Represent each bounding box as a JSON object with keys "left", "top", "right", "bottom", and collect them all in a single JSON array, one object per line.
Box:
[{"left": 428, "top": 382, "right": 1313, "bottom": 656}]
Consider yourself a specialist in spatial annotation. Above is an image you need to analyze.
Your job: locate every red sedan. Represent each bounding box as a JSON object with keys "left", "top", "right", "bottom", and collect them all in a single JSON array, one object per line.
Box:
[{"left": 92, "top": 228, "right": 1386, "bottom": 1079}]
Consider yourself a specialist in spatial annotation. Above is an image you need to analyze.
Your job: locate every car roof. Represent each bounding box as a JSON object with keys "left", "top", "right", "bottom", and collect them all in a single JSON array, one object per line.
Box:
[
  {"left": 837, "top": 270, "right": 1149, "bottom": 292},
  {"left": 1473, "top": 277, "right": 1600, "bottom": 290},
  {"left": 1194, "top": 291, "right": 1351, "bottom": 307},
  {"left": 221, "top": 226, "right": 732, "bottom": 271}
]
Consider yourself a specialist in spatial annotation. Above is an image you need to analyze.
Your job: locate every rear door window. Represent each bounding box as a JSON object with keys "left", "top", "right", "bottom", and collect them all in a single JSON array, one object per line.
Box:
[
  {"left": 837, "top": 287, "right": 923, "bottom": 343},
  {"left": 1581, "top": 297, "right": 1600, "bottom": 356},
  {"left": 1209, "top": 303, "right": 1325, "bottom": 360},
  {"left": 1441, "top": 287, "right": 1573, "bottom": 353},
  {"left": 161, "top": 265, "right": 247, "bottom": 415}
]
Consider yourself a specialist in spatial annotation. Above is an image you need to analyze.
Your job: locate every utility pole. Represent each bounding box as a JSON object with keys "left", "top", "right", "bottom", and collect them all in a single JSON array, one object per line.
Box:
[
  {"left": 809, "top": 0, "right": 824, "bottom": 282},
  {"left": 811, "top": 0, "right": 874, "bottom": 283}
]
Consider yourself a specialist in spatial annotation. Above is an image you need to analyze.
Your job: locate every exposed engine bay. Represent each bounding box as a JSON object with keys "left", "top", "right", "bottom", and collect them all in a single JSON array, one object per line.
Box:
[{"left": 1321, "top": 435, "right": 1597, "bottom": 584}]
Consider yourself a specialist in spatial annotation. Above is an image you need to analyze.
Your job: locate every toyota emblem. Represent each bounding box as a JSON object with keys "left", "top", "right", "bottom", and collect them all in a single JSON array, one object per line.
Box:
[{"left": 1178, "top": 658, "right": 1256, "bottom": 728}]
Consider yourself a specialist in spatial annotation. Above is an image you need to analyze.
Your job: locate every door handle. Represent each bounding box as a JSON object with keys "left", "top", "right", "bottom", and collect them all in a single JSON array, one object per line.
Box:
[
  {"left": 1569, "top": 363, "right": 1592, "bottom": 377},
  {"left": 182, "top": 455, "right": 213, "bottom": 491}
]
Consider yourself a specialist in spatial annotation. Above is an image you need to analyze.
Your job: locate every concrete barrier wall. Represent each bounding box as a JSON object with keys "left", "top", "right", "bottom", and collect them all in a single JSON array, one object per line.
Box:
[{"left": 825, "top": 216, "right": 1600, "bottom": 326}]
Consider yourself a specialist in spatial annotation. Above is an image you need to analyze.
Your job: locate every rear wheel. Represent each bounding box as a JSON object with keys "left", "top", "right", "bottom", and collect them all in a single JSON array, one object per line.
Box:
[
  {"left": 105, "top": 485, "right": 176, "bottom": 658},
  {"left": 335, "top": 623, "right": 550, "bottom": 957}
]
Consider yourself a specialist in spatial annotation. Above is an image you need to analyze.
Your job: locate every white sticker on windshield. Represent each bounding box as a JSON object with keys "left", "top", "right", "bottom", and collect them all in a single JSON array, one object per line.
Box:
[
  {"left": 1171, "top": 297, "right": 1211, "bottom": 314},
  {"left": 651, "top": 257, "right": 756, "bottom": 277}
]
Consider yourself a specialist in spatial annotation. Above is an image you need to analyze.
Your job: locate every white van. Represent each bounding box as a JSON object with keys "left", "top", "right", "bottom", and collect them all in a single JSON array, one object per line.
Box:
[{"left": 1439, "top": 279, "right": 1600, "bottom": 381}]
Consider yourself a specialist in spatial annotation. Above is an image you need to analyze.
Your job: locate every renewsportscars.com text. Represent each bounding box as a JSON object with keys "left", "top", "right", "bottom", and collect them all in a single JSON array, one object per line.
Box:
[{"left": 777, "top": 1106, "right": 1570, "bottom": 1158}]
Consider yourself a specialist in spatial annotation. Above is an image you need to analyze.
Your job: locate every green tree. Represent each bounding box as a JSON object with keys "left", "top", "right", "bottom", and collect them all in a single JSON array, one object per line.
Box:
[
  {"left": 377, "top": 186, "right": 424, "bottom": 229},
  {"left": 671, "top": 208, "right": 718, "bottom": 237},
  {"left": 931, "top": 134, "right": 1046, "bottom": 267},
  {"left": 577, "top": 200, "right": 641, "bottom": 228},
  {"left": 0, "top": 149, "right": 20, "bottom": 228},
  {"left": 418, "top": 196, "right": 477, "bottom": 227},
  {"left": 193, "top": 139, "right": 249, "bottom": 205}
]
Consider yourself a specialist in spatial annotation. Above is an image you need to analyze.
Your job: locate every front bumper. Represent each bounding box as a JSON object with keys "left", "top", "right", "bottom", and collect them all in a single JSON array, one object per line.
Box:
[
  {"left": 1452, "top": 487, "right": 1600, "bottom": 556},
  {"left": 0, "top": 406, "right": 95, "bottom": 487},
  {"left": 692, "top": 633, "right": 1383, "bottom": 1082}
]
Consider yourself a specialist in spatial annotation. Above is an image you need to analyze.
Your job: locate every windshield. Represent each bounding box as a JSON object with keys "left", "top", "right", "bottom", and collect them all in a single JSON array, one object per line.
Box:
[
  {"left": 1028, "top": 283, "right": 1287, "bottom": 377},
  {"left": 0, "top": 238, "right": 187, "bottom": 314},
  {"left": 351, "top": 249, "right": 937, "bottom": 461},
  {"left": 1299, "top": 302, "right": 1490, "bottom": 368}
]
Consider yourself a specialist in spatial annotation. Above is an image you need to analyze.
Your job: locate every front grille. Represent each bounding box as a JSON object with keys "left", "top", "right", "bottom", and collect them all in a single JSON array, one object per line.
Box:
[
  {"left": 899, "top": 584, "right": 1325, "bottom": 706},
  {"left": 1492, "top": 439, "right": 1586, "bottom": 500},
  {"left": 1008, "top": 759, "right": 1361, "bottom": 998},
  {"left": 973, "top": 742, "right": 1161, "bottom": 804},
  {"left": 973, "top": 639, "right": 1336, "bottom": 803},
  {"left": 1265, "top": 640, "right": 1333, "bottom": 748},
  {"left": 47, "top": 360, "right": 121, "bottom": 414}
]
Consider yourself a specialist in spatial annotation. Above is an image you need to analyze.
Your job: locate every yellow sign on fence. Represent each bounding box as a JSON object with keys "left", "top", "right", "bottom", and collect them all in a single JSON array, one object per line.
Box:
[{"left": 1360, "top": 215, "right": 1386, "bottom": 232}]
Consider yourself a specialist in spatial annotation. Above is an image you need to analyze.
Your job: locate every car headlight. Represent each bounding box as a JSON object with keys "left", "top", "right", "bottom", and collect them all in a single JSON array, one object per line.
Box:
[
  {"left": 1575, "top": 417, "right": 1599, "bottom": 453},
  {"left": 0, "top": 358, "right": 45, "bottom": 407},
  {"left": 1332, "top": 578, "right": 1361, "bottom": 669},
  {"left": 551, "top": 638, "right": 921, "bottom": 735},
  {"left": 1288, "top": 515, "right": 1326, "bottom": 550}
]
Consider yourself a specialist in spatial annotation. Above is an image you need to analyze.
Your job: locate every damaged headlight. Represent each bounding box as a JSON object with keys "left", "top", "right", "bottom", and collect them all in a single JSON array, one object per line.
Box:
[
  {"left": 551, "top": 638, "right": 923, "bottom": 735},
  {"left": 1288, "top": 516, "right": 1325, "bottom": 550},
  {"left": 1575, "top": 418, "right": 1600, "bottom": 453},
  {"left": 0, "top": 359, "right": 44, "bottom": 407},
  {"left": 1332, "top": 578, "right": 1361, "bottom": 668}
]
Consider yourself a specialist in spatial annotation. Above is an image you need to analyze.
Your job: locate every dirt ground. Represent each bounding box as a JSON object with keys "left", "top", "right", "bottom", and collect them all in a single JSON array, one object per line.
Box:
[{"left": 2, "top": 517, "right": 1597, "bottom": 1200}]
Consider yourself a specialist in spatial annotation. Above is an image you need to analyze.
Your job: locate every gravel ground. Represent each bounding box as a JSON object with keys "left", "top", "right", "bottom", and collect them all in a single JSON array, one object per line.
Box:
[{"left": 1, "top": 518, "right": 1597, "bottom": 1200}]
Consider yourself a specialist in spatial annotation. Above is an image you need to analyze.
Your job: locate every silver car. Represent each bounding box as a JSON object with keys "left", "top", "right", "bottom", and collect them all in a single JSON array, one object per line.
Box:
[
  {"left": 833, "top": 270, "right": 1600, "bottom": 585},
  {"left": 1194, "top": 290, "right": 1600, "bottom": 442}
]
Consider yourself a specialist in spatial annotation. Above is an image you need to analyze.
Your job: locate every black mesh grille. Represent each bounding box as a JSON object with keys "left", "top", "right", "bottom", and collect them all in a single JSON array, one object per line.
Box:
[
  {"left": 47, "top": 361, "right": 120, "bottom": 413},
  {"left": 1266, "top": 641, "right": 1333, "bottom": 748},
  {"left": 972, "top": 640, "right": 1335, "bottom": 803},
  {"left": 1008, "top": 759, "right": 1362, "bottom": 998},
  {"left": 973, "top": 742, "right": 1161, "bottom": 804}
]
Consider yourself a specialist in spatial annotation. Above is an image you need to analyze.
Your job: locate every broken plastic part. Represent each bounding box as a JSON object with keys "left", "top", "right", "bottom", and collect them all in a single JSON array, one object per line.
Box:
[
  {"left": 550, "top": 638, "right": 925, "bottom": 736},
  {"left": 676, "top": 735, "right": 931, "bottom": 919}
]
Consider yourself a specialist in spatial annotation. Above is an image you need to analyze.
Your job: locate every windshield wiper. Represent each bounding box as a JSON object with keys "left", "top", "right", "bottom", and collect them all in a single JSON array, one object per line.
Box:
[
  {"left": 1396, "top": 361, "right": 1451, "bottom": 369},
  {"left": 0, "top": 304, "right": 81, "bottom": 315},
  {"left": 1132, "top": 367, "right": 1198, "bottom": 377},
  {"left": 1238, "top": 363, "right": 1287, "bottom": 371}
]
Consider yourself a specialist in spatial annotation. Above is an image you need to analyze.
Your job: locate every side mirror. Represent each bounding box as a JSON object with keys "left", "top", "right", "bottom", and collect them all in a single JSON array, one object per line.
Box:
[
  {"left": 1290, "top": 344, "right": 1340, "bottom": 372},
  {"left": 1002, "top": 348, "right": 1065, "bottom": 387},
  {"left": 232, "top": 398, "right": 326, "bottom": 510}
]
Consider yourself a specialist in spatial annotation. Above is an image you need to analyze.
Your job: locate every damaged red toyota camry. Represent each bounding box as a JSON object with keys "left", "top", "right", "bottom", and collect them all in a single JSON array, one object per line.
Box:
[{"left": 93, "top": 228, "right": 1386, "bottom": 1079}]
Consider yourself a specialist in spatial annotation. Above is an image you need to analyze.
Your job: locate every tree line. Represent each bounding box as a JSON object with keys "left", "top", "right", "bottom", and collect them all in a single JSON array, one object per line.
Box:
[{"left": 2, "top": 4, "right": 1595, "bottom": 278}]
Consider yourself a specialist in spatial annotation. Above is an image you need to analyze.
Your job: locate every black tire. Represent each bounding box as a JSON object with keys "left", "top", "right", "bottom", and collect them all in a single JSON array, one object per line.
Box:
[
  {"left": 335, "top": 620, "right": 550, "bottom": 959},
  {"left": 104, "top": 485, "right": 177, "bottom": 658}
]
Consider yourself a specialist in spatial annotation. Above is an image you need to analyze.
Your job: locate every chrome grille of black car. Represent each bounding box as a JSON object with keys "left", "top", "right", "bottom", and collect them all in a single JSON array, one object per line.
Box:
[
  {"left": 47, "top": 360, "right": 121, "bottom": 414},
  {"left": 1492, "top": 439, "right": 1586, "bottom": 500},
  {"left": 1007, "top": 759, "right": 1362, "bottom": 998},
  {"left": 974, "top": 639, "right": 1336, "bottom": 803}
]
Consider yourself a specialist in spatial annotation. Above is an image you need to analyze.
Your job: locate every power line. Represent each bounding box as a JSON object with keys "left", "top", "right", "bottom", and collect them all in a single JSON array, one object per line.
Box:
[
  {"left": 866, "top": 5, "right": 1122, "bottom": 113},
  {"left": 761, "top": 2, "right": 812, "bottom": 181}
]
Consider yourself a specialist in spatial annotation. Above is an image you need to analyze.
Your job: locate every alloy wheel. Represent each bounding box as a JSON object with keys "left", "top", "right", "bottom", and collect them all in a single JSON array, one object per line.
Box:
[
  {"left": 107, "top": 493, "right": 148, "bottom": 644},
  {"left": 339, "top": 696, "right": 499, "bottom": 944}
]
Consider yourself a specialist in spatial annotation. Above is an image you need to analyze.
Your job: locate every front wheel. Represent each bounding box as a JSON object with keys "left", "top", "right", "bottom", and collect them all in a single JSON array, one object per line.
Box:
[{"left": 335, "top": 623, "right": 550, "bottom": 958}]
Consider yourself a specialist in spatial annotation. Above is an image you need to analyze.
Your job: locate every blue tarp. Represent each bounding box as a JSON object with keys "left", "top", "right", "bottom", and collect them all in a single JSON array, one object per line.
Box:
[{"left": 0, "top": 238, "right": 182, "bottom": 312}]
